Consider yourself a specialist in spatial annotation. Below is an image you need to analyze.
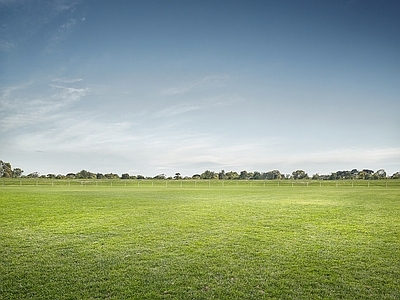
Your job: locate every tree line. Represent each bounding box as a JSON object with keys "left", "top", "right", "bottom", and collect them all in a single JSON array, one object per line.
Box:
[{"left": 1, "top": 160, "right": 399, "bottom": 180}]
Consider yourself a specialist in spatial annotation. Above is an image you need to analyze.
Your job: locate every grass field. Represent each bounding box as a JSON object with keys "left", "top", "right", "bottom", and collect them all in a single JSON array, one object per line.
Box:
[{"left": 1, "top": 184, "right": 399, "bottom": 299}]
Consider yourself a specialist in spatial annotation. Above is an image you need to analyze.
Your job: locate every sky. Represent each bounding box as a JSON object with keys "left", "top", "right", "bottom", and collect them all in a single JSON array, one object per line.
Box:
[{"left": 1, "top": 0, "right": 399, "bottom": 177}]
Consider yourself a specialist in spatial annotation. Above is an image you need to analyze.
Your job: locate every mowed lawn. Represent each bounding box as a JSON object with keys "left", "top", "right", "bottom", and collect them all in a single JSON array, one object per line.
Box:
[{"left": 0, "top": 185, "right": 399, "bottom": 299}]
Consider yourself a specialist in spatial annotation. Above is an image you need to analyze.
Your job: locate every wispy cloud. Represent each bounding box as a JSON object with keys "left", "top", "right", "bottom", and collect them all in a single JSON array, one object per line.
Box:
[
  {"left": 152, "top": 103, "right": 202, "bottom": 118},
  {"left": 46, "top": 18, "right": 77, "bottom": 51},
  {"left": 0, "top": 41, "right": 16, "bottom": 52},
  {"left": 0, "top": 79, "right": 89, "bottom": 131},
  {"left": 0, "top": 0, "right": 83, "bottom": 53},
  {"left": 51, "top": 77, "right": 83, "bottom": 84}
]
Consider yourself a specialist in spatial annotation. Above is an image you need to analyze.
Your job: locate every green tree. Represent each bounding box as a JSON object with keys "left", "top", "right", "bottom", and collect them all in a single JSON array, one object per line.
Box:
[
  {"left": 312, "top": 173, "right": 320, "bottom": 180},
  {"left": 105, "top": 173, "right": 119, "bottom": 179},
  {"left": 329, "top": 173, "right": 337, "bottom": 180},
  {"left": 121, "top": 173, "right": 130, "bottom": 179},
  {"left": 252, "top": 171, "right": 262, "bottom": 180},
  {"left": 27, "top": 172, "right": 39, "bottom": 178},
  {"left": 201, "top": 170, "right": 217, "bottom": 179},
  {"left": 76, "top": 170, "right": 95, "bottom": 179},
  {"left": 373, "top": 169, "right": 386, "bottom": 179},
  {"left": 391, "top": 172, "right": 400, "bottom": 179},
  {"left": 239, "top": 170, "right": 249, "bottom": 180},
  {"left": 12, "top": 168, "right": 23, "bottom": 178},
  {"left": 292, "top": 170, "right": 308, "bottom": 180},
  {"left": 218, "top": 170, "right": 226, "bottom": 180},
  {"left": 225, "top": 171, "right": 239, "bottom": 180},
  {"left": 265, "top": 170, "right": 282, "bottom": 180},
  {"left": 0, "top": 160, "right": 12, "bottom": 178}
]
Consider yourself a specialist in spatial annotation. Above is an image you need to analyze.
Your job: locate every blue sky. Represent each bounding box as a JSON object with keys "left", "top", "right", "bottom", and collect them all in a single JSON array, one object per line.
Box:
[{"left": 1, "top": 0, "right": 399, "bottom": 177}]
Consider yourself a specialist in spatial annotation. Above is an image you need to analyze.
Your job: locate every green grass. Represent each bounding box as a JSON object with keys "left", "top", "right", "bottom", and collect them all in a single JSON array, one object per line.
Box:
[{"left": 0, "top": 185, "right": 399, "bottom": 299}]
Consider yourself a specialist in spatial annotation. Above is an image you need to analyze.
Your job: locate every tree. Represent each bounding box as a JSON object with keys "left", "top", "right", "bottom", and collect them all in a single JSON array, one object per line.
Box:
[
  {"left": 329, "top": 173, "right": 337, "bottom": 180},
  {"left": 76, "top": 170, "right": 95, "bottom": 179},
  {"left": 265, "top": 170, "right": 282, "bottom": 180},
  {"left": 105, "top": 173, "right": 119, "bottom": 179},
  {"left": 391, "top": 172, "right": 400, "bottom": 179},
  {"left": 292, "top": 170, "right": 308, "bottom": 180},
  {"left": 27, "top": 172, "right": 39, "bottom": 178},
  {"left": 200, "top": 170, "right": 217, "bottom": 180},
  {"left": 251, "top": 171, "right": 262, "bottom": 180},
  {"left": 312, "top": 173, "right": 320, "bottom": 180},
  {"left": 174, "top": 173, "right": 182, "bottom": 180},
  {"left": 335, "top": 170, "right": 351, "bottom": 180},
  {"left": 218, "top": 170, "right": 226, "bottom": 180},
  {"left": 0, "top": 160, "right": 12, "bottom": 178},
  {"left": 12, "top": 168, "right": 23, "bottom": 178},
  {"left": 239, "top": 170, "right": 249, "bottom": 180},
  {"left": 121, "top": 173, "right": 130, "bottom": 179},
  {"left": 359, "top": 169, "right": 374, "bottom": 180},
  {"left": 154, "top": 174, "right": 166, "bottom": 180},
  {"left": 373, "top": 169, "right": 386, "bottom": 179},
  {"left": 225, "top": 171, "right": 239, "bottom": 180}
]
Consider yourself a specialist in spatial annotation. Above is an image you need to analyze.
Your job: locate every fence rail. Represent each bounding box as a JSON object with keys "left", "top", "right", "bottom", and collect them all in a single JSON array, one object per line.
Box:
[{"left": 1, "top": 178, "right": 399, "bottom": 188}]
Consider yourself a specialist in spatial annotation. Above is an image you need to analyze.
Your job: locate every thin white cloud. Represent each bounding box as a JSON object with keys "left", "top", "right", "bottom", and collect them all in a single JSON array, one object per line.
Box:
[
  {"left": 1, "top": 0, "right": 82, "bottom": 51},
  {"left": 16, "top": 114, "right": 138, "bottom": 153},
  {"left": 0, "top": 79, "right": 89, "bottom": 131},
  {"left": 46, "top": 18, "right": 77, "bottom": 51},
  {"left": 152, "top": 103, "right": 202, "bottom": 118},
  {"left": 51, "top": 77, "right": 83, "bottom": 84},
  {"left": 54, "top": 0, "right": 80, "bottom": 12},
  {"left": 161, "top": 86, "right": 192, "bottom": 96},
  {"left": 0, "top": 41, "right": 16, "bottom": 52}
]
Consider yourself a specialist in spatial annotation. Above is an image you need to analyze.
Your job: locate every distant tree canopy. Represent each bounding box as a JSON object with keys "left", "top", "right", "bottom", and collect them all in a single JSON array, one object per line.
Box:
[
  {"left": 0, "top": 160, "right": 23, "bottom": 178},
  {"left": 1, "top": 159, "right": 399, "bottom": 180}
]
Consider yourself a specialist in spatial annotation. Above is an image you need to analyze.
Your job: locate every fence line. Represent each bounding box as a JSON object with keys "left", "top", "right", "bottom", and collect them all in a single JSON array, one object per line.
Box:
[{"left": 1, "top": 178, "right": 399, "bottom": 188}]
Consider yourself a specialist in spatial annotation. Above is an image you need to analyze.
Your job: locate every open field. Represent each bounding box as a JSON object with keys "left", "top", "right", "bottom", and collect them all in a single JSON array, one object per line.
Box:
[{"left": 1, "top": 185, "right": 399, "bottom": 299}]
